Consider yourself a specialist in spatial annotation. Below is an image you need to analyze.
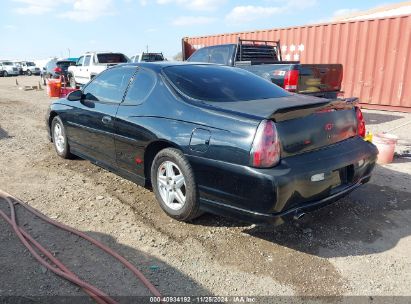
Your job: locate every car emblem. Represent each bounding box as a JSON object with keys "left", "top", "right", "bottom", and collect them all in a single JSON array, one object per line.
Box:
[{"left": 324, "top": 123, "right": 334, "bottom": 131}]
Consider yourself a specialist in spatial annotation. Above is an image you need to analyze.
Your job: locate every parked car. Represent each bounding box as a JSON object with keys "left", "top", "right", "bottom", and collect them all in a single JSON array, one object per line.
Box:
[
  {"left": 21, "top": 61, "right": 41, "bottom": 76},
  {"left": 46, "top": 62, "right": 377, "bottom": 224},
  {"left": 68, "top": 52, "right": 128, "bottom": 87},
  {"left": 41, "top": 59, "right": 76, "bottom": 85},
  {"left": 130, "top": 52, "right": 165, "bottom": 63},
  {"left": 185, "top": 38, "right": 343, "bottom": 99},
  {"left": 0, "top": 61, "right": 20, "bottom": 76},
  {"left": 12, "top": 61, "right": 24, "bottom": 75}
]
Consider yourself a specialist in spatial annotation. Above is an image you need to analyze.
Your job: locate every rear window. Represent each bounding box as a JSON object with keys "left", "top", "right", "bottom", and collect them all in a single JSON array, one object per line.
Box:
[
  {"left": 163, "top": 65, "right": 290, "bottom": 102},
  {"left": 141, "top": 53, "right": 164, "bottom": 62},
  {"left": 97, "top": 53, "right": 128, "bottom": 64},
  {"left": 56, "top": 61, "right": 72, "bottom": 69}
]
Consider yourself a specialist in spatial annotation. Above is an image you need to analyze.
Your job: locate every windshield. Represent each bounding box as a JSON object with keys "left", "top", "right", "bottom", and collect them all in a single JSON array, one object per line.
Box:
[
  {"left": 2, "top": 62, "right": 13, "bottom": 66},
  {"left": 97, "top": 53, "right": 128, "bottom": 64},
  {"left": 141, "top": 53, "right": 164, "bottom": 62},
  {"left": 27, "top": 62, "right": 35, "bottom": 66},
  {"left": 163, "top": 65, "right": 290, "bottom": 102}
]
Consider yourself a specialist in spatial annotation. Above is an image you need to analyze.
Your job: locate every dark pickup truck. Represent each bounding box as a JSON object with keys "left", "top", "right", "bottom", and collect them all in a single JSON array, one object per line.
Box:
[{"left": 185, "top": 38, "right": 343, "bottom": 99}]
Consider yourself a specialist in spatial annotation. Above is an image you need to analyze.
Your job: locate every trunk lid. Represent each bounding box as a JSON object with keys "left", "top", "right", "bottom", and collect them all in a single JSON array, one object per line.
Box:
[{"left": 209, "top": 95, "right": 358, "bottom": 157}]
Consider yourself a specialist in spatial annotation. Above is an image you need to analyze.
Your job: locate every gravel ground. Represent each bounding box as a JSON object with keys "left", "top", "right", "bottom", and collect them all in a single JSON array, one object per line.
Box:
[{"left": 0, "top": 76, "right": 410, "bottom": 302}]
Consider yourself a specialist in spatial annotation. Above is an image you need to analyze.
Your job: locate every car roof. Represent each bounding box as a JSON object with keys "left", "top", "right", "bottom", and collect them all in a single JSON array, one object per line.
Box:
[{"left": 117, "top": 61, "right": 217, "bottom": 72}]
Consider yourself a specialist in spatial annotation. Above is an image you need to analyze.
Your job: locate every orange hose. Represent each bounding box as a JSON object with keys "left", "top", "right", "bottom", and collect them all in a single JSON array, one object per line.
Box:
[{"left": 0, "top": 190, "right": 163, "bottom": 303}]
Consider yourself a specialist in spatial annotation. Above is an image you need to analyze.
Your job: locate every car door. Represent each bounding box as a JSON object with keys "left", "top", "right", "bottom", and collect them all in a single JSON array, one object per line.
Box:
[
  {"left": 115, "top": 68, "right": 158, "bottom": 178},
  {"left": 79, "top": 55, "right": 91, "bottom": 83},
  {"left": 64, "top": 66, "right": 136, "bottom": 168}
]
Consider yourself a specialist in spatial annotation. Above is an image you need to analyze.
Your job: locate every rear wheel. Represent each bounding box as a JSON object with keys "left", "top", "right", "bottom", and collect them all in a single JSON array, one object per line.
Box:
[{"left": 151, "top": 148, "right": 201, "bottom": 221}]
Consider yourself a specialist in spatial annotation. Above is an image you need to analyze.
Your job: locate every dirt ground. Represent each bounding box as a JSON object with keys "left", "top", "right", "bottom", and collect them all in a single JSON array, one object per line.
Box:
[{"left": 1, "top": 76, "right": 410, "bottom": 302}]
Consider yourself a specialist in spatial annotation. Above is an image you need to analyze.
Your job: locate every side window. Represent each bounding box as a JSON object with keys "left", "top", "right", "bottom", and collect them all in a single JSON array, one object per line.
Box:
[
  {"left": 77, "top": 56, "right": 84, "bottom": 66},
  {"left": 83, "top": 67, "right": 136, "bottom": 104},
  {"left": 135, "top": 55, "right": 140, "bottom": 62},
  {"left": 187, "top": 47, "right": 209, "bottom": 62},
  {"left": 83, "top": 55, "right": 91, "bottom": 66},
  {"left": 209, "top": 46, "right": 230, "bottom": 65},
  {"left": 123, "top": 69, "right": 156, "bottom": 105}
]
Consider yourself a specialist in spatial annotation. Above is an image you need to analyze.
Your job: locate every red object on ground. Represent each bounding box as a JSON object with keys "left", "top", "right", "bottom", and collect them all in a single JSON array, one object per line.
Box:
[
  {"left": 0, "top": 190, "right": 163, "bottom": 304},
  {"left": 47, "top": 79, "right": 62, "bottom": 98}
]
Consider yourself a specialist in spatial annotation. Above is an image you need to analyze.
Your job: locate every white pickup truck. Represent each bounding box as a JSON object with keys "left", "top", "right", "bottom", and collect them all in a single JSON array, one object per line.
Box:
[{"left": 68, "top": 52, "right": 128, "bottom": 87}]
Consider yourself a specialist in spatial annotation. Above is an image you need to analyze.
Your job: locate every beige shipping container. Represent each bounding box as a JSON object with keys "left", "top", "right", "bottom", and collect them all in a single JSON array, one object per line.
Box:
[{"left": 182, "top": 14, "right": 411, "bottom": 112}]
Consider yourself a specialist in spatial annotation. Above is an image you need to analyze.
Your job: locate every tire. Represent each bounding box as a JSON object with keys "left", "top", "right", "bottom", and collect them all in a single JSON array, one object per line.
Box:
[
  {"left": 51, "top": 116, "right": 72, "bottom": 159},
  {"left": 27, "top": 70, "right": 32, "bottom": 76},
  {"left": 4, "top": 71, "right": 8, "bottom": 77},
  {"left": 151, "top": 148, "right": 201, "bottom": 221}
]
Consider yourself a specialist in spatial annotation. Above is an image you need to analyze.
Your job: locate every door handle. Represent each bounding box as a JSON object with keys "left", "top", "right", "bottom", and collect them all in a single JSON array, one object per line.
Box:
[{"left": 102, "top": 116, "right": 112, "bottom": 124}]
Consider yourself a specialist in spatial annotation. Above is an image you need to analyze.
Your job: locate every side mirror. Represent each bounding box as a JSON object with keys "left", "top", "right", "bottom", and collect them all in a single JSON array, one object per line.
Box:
[{"left": 67, "top": 90, "right": 83, "bottom": 101}]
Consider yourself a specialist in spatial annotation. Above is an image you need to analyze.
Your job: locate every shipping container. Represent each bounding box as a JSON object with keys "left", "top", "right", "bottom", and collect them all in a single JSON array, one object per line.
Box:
[{"left": 182, "top": 14, "right": 411, "bottom": 112}]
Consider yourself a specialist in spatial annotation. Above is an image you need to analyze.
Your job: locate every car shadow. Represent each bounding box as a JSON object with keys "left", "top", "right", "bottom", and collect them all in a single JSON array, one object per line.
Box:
[
  {"left": 363, "top": 112, "right": 404, "bottom": 125},
  {"left": 0, "top": 201, "right": 211, "bottom": 300},
  {"left": 243, "top": 164, "right": 411, "bottom": 258}
]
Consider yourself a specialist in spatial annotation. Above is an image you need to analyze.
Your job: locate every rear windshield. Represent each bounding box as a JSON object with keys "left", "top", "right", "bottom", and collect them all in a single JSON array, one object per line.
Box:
[
  {"left": 56, "top": 61, "right": 72, "bottom": 69},
  {"left": 163, "top": 65, "right": 290, "bottom": 102},
  {"left": 97, "top": 53, "right": 128, "bottom": 64},
  {"left": 141, "top": 53, "right": 164, "bottom": 62}
]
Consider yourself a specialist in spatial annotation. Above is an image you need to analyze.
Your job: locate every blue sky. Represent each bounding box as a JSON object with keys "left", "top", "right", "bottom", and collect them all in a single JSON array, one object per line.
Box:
[{"left": 0, "top": 0, "right": 402, "bottom": 60}]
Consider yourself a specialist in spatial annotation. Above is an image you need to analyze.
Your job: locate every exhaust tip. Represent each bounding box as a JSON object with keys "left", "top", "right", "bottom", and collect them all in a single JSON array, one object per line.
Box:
[{"left": 293, "top": 211, "right": 306, "bottom": 220}]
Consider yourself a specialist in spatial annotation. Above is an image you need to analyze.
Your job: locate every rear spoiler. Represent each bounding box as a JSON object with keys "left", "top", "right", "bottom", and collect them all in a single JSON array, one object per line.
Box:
[{"left": 271, "top": 97, "right": 359, "bottom": 122}]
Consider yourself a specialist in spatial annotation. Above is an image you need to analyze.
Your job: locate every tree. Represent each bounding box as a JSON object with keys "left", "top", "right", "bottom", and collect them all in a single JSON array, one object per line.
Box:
[{"left": 173, "top": 52, "right": 183, "bottom": 61}]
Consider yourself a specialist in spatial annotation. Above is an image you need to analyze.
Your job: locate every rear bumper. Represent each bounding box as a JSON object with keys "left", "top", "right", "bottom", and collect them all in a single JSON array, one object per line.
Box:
[
  {"left": 200, "top": 174, "right": 370, "bottom": 225},
  {"left": 188, "top": 137, "right": 378, "bottom": 225}
]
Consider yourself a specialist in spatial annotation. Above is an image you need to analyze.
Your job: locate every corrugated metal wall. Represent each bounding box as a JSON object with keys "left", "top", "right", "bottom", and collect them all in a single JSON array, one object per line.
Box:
[{"left": 183, "top": 14, "right": 411, "bottom": 112}]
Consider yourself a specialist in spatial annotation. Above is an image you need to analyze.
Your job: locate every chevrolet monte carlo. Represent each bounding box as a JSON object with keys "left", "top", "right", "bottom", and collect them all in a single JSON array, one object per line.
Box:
[{"left": 46, "top": 62, "right": 378, "bottom": 225}]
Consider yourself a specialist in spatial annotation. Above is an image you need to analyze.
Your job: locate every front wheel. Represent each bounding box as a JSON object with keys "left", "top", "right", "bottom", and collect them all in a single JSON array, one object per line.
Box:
[
  {"left": 51, "top": 116, "right": 72, "bottom": 159},
  {"left": 151, "top": 148, "right": 201, "bottom": 222},
  {"left": 3, "top": 71, "right": 8, "bottom": 77},
  {"left": 27, "top": 70, "right": 32, "bottom": 76}
]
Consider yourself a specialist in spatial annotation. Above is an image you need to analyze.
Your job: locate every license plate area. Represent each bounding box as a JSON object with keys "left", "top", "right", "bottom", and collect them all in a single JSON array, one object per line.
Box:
[{"left": 331, "top": 164, "right": 354, "bottom": 192}]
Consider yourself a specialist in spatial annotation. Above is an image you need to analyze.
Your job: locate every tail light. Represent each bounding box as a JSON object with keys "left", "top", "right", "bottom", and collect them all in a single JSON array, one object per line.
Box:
[
  {"left": 53, "top": 67, "right": 62, "bottom": 73},
  {"left": 355, "top": 107, "right": 366, "bottom": 137},
  {"left": 284, "top": 69, "right": 299, "bottom": 92},
  {"left": 250, "top": 120, "right": 281, "bottom": 168}
]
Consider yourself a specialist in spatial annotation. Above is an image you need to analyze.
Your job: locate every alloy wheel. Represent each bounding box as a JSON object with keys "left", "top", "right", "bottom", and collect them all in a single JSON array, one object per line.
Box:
[
  {"left": 157, "top": 161, "right": 186, "bottom": 210},
  {"left": 53, "top": 123, "right": 65, "bottom": 153}
]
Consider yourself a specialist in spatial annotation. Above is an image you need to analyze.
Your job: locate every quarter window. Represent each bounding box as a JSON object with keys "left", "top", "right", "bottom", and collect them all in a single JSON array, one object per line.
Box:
[
  {"left": 123, "top": 69, "right": 156, "bottom": 105},
  {"left": 83, "top": 67, "right": 136, "bottom": 104}
]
